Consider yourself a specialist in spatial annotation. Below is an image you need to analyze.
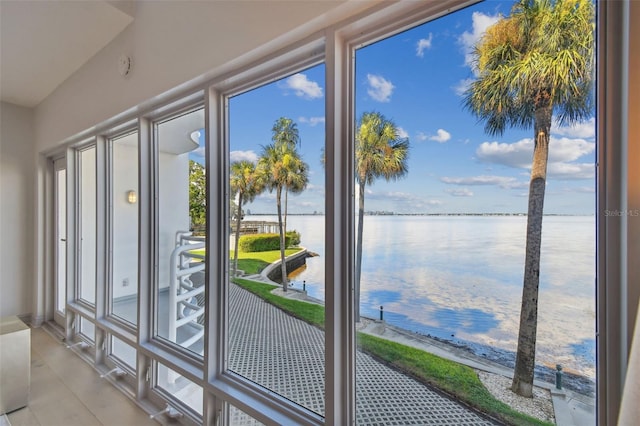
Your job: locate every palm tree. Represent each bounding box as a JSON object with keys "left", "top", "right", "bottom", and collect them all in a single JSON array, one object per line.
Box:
[
  {"left": 355, "top": 112, "right": 410, "bottom": 320},
  {"left": 464, "top": 0, "right": 594, "bottom": 397},
  {"left": 189, "top": 160, "right": 206, "bottom": 232},
  {"left": 272, "top": 117, "right": 301, "bottom": 234},
  {"left": 283, "top": 155, "right": 308, "bottom": 235},
  {"left": 230, "top": 160, "right": 265, "bottom": 276},
  {"left": 258, "top": 138, "right": 308, "bottom": 291}
]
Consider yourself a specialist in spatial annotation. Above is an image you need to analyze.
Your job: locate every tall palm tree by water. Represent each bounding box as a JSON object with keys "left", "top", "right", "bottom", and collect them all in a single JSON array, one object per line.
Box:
[
  {"left": 259, "top": 118, "right": 308, "bottom": 291},
  {"left": 230, "top": 160, "right": 265, "bottom": 275},
  {"left": 355, "top": 112, "right": 410, "bottom": 320},
  {"left": 272, "top": 117, "right": 301, "bottom": 235},
  {"left": 464, "top": 0, "right": 594, "bottom": 397}
]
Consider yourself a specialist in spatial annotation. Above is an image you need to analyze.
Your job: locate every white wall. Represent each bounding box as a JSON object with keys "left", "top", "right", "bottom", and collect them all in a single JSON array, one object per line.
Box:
[
  {"left": 158, "top": 152, "right": 190, "bottom": 290},
  {"left": 0, "top": 102, "right": 35, "bottom": 318}
]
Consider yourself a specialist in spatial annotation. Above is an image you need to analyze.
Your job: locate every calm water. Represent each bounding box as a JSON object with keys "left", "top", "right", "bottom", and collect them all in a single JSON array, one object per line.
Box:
[{"left": 249, "top": 214, "right": 596, "bottom": 379}]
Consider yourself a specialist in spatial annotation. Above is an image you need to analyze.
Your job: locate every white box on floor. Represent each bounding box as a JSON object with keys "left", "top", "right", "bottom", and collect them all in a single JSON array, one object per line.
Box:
[{"left": 0, "top": 316, "right": 30, "bottom": 415}]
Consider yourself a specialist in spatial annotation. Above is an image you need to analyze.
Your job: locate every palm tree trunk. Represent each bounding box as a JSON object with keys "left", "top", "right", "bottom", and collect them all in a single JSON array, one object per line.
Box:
[
  {"left": 284, "top": 188, "right": 288, "bottom": 236},
  {"left": 276, "top": 186, "right": 288, "bottom": 291},
  {"left": 355, "top": 180, "right": 366, "bottom": 321},
  {"left": 233, "top": 193, "right": 243, "bottom": 277},
  {"left": 511, "top": 104, "right": 552, "bottom": 397}
]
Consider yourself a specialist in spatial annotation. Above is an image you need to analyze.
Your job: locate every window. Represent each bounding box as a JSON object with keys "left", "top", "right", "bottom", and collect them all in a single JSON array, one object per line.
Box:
[
  {"left": 226, "top": 64, "right": 326, "bottom": 416},
  {"left": 110, "top": 334, "right": 136, "bottom": 371},
  {"left": 42, "top": 1, "right": 629, "bottom": 424},
  {"left": 78, "top": 146, "right": 97, "bottom": 305},
  {"left": 351, "top": 2, "right": 595, "bottom": 422},
  {"left": 154, "top": 107, "right": 206, "bottom": 355},
  {"left": 156, "top": 361, "right": 203, "bottom": 416},
  {"left": 110, "top": 131, "right": 139, "bottom": 325}
]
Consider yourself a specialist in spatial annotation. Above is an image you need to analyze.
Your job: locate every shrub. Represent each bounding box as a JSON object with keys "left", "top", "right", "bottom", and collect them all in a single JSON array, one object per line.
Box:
[
  {"left": 239, "top": 230, "right": 301, "bottom": 252},
  {"left": 286, "top": 230, "right": 301, "bottom": 246}
]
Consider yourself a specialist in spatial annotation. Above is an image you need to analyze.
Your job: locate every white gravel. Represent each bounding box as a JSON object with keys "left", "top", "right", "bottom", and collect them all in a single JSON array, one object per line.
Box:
[{"left": 477, "top": 371, "right": 555, "bottom": 423}]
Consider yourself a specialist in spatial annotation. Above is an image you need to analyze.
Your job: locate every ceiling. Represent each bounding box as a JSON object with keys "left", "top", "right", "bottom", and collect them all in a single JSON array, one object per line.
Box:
[{"left": 0, "top": 1, "right": 134, "bottom": 108}]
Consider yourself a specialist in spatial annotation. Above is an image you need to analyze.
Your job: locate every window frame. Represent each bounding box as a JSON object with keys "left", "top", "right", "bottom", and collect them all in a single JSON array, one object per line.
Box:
[
  {"left": 105, "top": 125, "right": 140, "bottom": 330},
  {"left": 38, "top": 0, "right": 634, "bottom": 424}
]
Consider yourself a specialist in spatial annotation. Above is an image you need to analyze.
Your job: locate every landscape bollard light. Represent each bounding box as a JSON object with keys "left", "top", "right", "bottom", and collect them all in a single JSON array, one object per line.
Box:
[
  {"left": 380, "top": 306, "right": 384, "bottom": 321},
  {"left": 303, "top": 280, "right": 306, "bottom": 292},
  {"left": 555, "top": 364, "right": 563, "bottom": 390}
]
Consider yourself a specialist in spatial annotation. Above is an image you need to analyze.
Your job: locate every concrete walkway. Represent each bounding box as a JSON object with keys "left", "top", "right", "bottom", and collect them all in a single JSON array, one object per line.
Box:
[
  {"left": 357, "top": 319, "right": 595, "bottom": 426},
  {"left": 228, "top": 282, "right": 496, "bottom": 425},
  {"left": 259, "top": 279, "right": 595, "bottom": 426}
]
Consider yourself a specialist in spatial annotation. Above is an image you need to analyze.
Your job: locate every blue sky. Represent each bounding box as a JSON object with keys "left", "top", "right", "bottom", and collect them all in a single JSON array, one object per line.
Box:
[{"left": 194, "top": 1, "right": 595, "bottom": 215}]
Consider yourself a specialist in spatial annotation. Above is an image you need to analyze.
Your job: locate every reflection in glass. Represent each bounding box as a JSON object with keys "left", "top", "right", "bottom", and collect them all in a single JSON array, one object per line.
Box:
[
  {"left": 55, "top": 167, "right": 67, "bottom": 314},
  {"left": 111, "top": 335, "right": 136, "bottom": 370},
  {"left": 111, "top": 132, "right": 139, "bottom": 324},
  {"left": 156, "top": 362, "right": 203, "bottom": 415},
  {"left": 155, "top": 108, "right": 206, "bottom": 355},
  {"left": 79, "top": 147, "right": 96, "bottom": 304},
  {"left": 227, "top": 403, "right": 265, "bottom": 426},
  {"left": 79, "top": 316, "right": 95, "bottom": 342}
]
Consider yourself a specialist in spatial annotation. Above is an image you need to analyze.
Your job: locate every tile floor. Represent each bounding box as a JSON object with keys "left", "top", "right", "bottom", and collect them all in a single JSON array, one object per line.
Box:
[{"left": 6, "top": 327, "right": 155, "bottom": 426}]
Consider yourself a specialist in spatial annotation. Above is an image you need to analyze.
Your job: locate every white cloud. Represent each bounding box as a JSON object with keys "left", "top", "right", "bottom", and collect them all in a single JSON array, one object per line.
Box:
[
  {"left": 299, "top": 116, "right": 325, "bottom": 127},
  {"left": 554, "top": 185, "right": 595, "bottom": 194},
  {"left": 551, "top": 117, "right": 595, "bottom": 139},
  {"left": 440, "top": 175, "right": 526, "bottom": 189},
  {"left": 453, "top": 77, "right": 474, "bottom": 97},
  {"left": 416, "top": 132, "right": 428, "bottom": 142},
  {"left": 547, "top": 163, "right": 595, "bottom": 180},
  {"left": 476, "top": 137, "right": 595, "bottom": 168},
  {"left": 230, "top": 150, "right": 258, "bottom": 163},
  {"left": 574, "top": 186, "right": 596, "bottom": 193},
  {"left": 445, "top": 188, "right": 474, "bottom": 197},
  {"left": 281, "top": 73, "right": 323, "bottom": 99},
  {"left": 363, "top": 190, "right": 442, "bottom": 212},
  {"left": 475, "top": 137, "right": 595, "bottom": 180},
  {"left": 192, "top": 147, "right": 205, "bottom": 158},
  {"left": 429, "top": 129, "right": 451, "bottom": 143},
  {"left": 476, "top": 139, "right": 534, "bottom": 168},
  {"left": 549, "top": 137, "right": 596, "bottom": 162},
  {"left": 416, "top": 33, "right": 433, "bottom": 57},
  {"left": 366, "top": 74, "right": 395, "bottom": 102},
  {"left": 459, "top": 12, "right": 501, "bottom": 69},
  {"left": 397, "top": 127, "right": 409, "bottom": 139}
]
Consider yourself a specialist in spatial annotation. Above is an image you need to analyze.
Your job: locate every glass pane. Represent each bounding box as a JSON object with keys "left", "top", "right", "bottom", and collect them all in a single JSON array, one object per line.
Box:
[
  {"left": 79, "top": 316, "right": 95, "bottom": 342},
  {"left": 156, "top": 362, "right": 203, "bottom": 416},
  {"left": 56, "top": 167, "right": 67, "bottom": 314},
  {"left": 353, "top": 2, "right": 595, "bottom": 423},
  {"left": 155, "top": 108, "right": 206, "bottom": 354},
  {"left": 111, "top": 132, "right": 139, "bottom": 324},
  {"left": 111, "top": 335, "right": 136, "bottom": 370},
  {"left": 227, "top": 65, "right": 325, "bottom": 415},
  {"left": 227, "top": 403, "right": 265, "bottom": 426},
  {"left": 79, "top": 147, "right": 96, "bottom": 304}
]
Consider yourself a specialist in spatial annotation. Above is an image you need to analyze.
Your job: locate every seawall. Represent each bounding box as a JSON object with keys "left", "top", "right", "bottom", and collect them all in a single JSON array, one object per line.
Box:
[{"left": 261, "top": 248, "right": 309, "bottom": 283}]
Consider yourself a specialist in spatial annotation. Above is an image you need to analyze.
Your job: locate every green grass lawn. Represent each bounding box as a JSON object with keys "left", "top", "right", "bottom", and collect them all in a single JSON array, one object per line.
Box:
[
  {"left": 190, "top": 247, "right": 302, "bottom": 275},
  {"left": 234, "top": 278, "right": 324, "bottom": 326},
  {"left": 232, "top": 277, "right": 552, "bottom": 426}
]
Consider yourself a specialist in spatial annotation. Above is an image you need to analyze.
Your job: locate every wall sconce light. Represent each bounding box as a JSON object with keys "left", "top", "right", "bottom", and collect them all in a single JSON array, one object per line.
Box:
[{"left": 127, "top": 190, "right": 137, "bottom": 204}]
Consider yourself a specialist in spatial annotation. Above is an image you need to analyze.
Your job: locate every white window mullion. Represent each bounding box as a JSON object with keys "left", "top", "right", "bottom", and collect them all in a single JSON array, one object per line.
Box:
[
  {"left": 324, "top": 28, "right": 356, "bottom": 426},
  {"left": 65, "top": 146, "right": 78, "bottom": 342},
  {"left": 204, "top": 85, "right": 228, "bottom": 424},
  {"left": 95, "top": 136, "right": 108, "bottom": 365},
  {"left": 136, "top": 117, "right": 153, "bottom": 400}
]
